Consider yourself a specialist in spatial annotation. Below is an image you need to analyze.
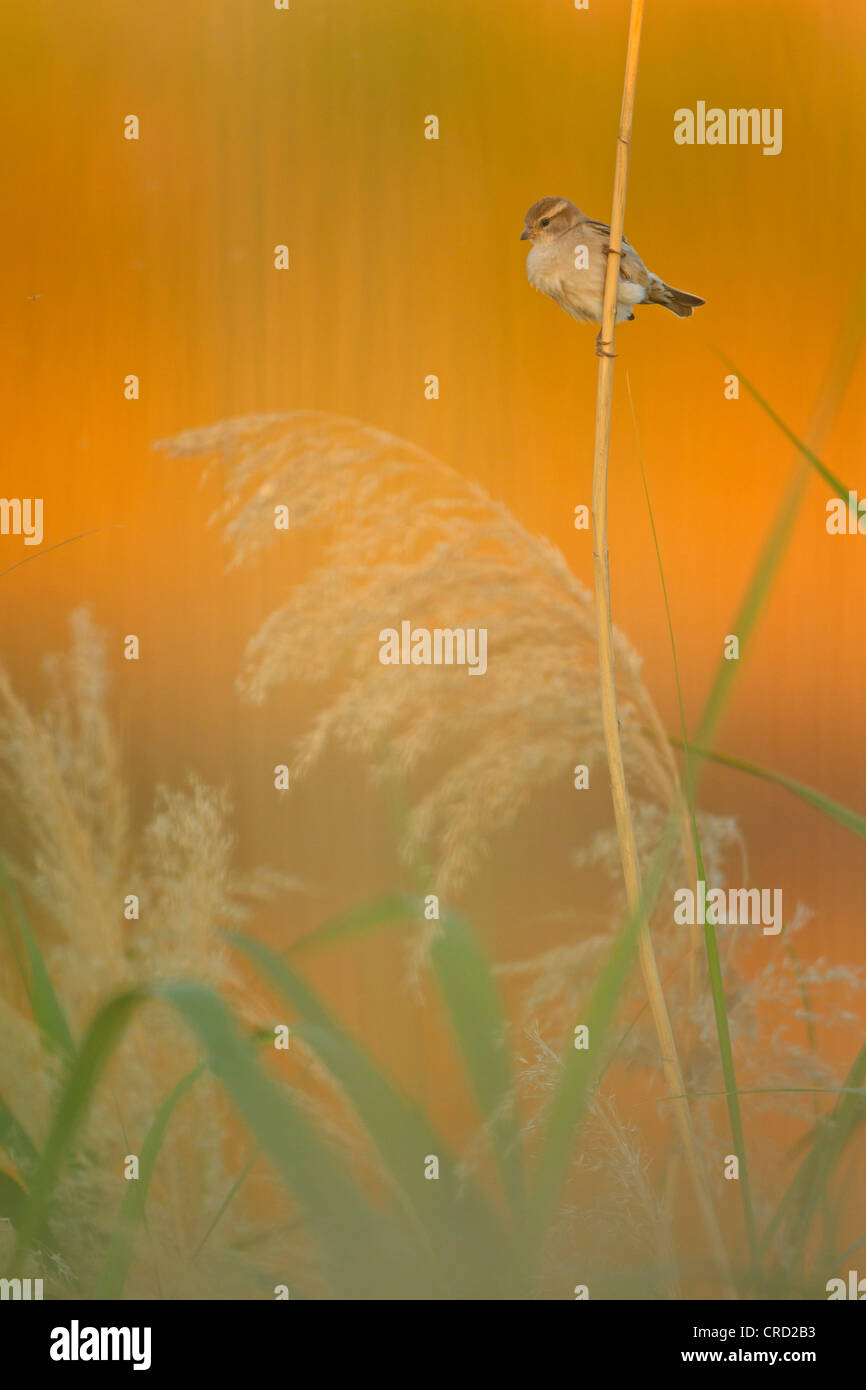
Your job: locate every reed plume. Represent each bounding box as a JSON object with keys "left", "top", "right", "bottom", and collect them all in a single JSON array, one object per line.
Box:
[
  {"left": 0, "top": 611, "right": 297, "bottom": 1297},
  {"left": 157, "top": 411, "right": 686, "bottom": 904}
]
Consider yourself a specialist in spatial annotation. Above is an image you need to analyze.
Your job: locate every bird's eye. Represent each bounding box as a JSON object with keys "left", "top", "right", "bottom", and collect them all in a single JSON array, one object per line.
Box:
[{"left": 540, "top": 217, "right": 550, "bottom": 227}]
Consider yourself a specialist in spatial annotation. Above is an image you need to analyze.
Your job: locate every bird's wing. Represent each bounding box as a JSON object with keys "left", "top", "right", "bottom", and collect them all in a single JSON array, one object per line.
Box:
[{"left": 580, "top": 218, "right": 649, "bottom": 286}]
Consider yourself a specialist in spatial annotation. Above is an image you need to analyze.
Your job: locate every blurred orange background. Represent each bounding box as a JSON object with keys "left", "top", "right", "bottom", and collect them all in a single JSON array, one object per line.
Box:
[{"left": 1, "top": 0, "right": 864, "bottom": 1152}]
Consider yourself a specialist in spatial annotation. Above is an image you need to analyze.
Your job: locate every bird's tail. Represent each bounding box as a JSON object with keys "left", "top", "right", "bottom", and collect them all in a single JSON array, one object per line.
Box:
[{"left": 647, "top": 278, "right": 706, "bottom": 318}]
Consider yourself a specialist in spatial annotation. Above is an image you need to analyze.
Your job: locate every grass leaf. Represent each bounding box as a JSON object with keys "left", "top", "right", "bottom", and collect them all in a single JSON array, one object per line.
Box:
[
  {"left": 12, "top": 990, "right": 144, "bottom": 1270},
  {"left": 230, "top": 932, "right": 515, "bottom": 1297},
  {"left": 191, "top": 1150, "right": 258, "bottom": 1262},
  {"left": 711, "top": 353, "right": 849, "bottom": 498},
  {"left": 760, "top": 1039, "right": 866, "bottom": 1282},
  {"left": 12, "top": 982, "right": 427, "bottom": 1298},
  {"left": 528, "top": 846, "right": 671, "bottom": 1243},
  {"left": 670, "top": 741, "right": 866, "bottom": 842},
  {"left": 0, "top": 1092, "right": 39, "bottom": 1177},
  {"left": 0, "top": 1171, "right": 29, "bottom": 1227},
  {"left": 429, "top": 909, "right": 524, "bottom": 1220},
  {"left": 630, "top": 376, "right": 757, "bottom": 1268},
  {"left": 287, "top": 893, "right": 421, "bottom": 960},
  {"left": 92, "top": 1063, "right": 205, "bottom": 1298},
  {"left": 0, "top": 856, "right": 75, "bottom": 1060}
]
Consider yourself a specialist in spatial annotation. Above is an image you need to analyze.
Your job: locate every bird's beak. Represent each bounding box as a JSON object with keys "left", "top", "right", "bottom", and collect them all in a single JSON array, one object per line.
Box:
[{"left": 520, "top": 228, "right": 531, "bottom": 241}]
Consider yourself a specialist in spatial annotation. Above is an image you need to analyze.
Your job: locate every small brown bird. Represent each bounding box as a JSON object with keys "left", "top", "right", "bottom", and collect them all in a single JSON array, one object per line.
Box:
[{"left": 521, "top": 196, "right": 704, "bottom": 345}]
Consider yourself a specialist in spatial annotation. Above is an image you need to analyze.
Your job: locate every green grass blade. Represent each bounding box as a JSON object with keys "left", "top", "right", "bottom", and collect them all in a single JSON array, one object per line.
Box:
[
  {"left": 629, "top": 377, "right": 757, "bottom": 1265},
  {"left": 0, "top": 1171, "right": 29, "bottom": 1227},
  {"left": 0, "top": 1169, "right": 58, "bottom": 1255},
  {"left": 825, "top": 1229, "right": 866, "bottom": 1274},
  {"left": 712, "top": 353, "right": 849, "bottom": 497},
  {"left": 12, "top": 982, "right": 426, "bottom": 1298},
  {"left": 12, "top": 990, "right": 144, "bottom": 1269},
  {"left": 697, "top": 286, "right": 865, "bottom": 747},
  {"left": 667, "top": 1087, "right": 865, "bottom": 1103},
  {"left": 158, "top": 982, "right": 454, "bottom": 1298},
  {"left": 0, "top": 856, "right": 75, "bottom": 1060},
  {"left": 288, "top": 897, "right": 526, "bottom": 1222},
  {"left": 92, "top": 1063, "right": 205, "bottom": 1298},
  {"left": 0, "top": 1092, "right": 39, "bottom": 1176},
  {"left": 528, "top": 842, "right": 673, "bottom": 1242},
  {"left": 429, "top": 909, "right": 524, "bottom": 1218},
  {"left": 191, "top": 1149, "right": 258, "bottom": 1261},
  {"left": 669, "top": 740, "right": 866, "bottom": 842},
  {"left": 287, "top": 893, "right": 422, "bottom": 960},
  {"left": 230, "top": 931, "right": 513, "bottom": 1296},
  {"left": 761, "top": 1040, "right": 866, "bottom": 1265}
]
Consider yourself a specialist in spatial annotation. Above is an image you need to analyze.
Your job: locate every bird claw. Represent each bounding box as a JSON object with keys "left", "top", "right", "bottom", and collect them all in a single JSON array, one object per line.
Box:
[{"left": 595, "top": 338, "right": 618, "bottom": 359}]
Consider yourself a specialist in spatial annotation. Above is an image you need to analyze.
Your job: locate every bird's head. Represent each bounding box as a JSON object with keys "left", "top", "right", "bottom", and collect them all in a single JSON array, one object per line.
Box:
[{"left": 520, "top": 197, "right": 582, "bottom": 244}]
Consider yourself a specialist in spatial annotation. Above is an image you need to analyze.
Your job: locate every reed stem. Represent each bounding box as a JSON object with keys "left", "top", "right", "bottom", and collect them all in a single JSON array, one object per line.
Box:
[{"left": 590, "top": 0, "right": 733, "bottom": 1296}]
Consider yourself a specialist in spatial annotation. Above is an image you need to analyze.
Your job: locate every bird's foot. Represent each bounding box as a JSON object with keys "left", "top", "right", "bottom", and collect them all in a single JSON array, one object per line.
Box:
[{"left": 595, "top": 333, "right": 617, "bottom": 359}]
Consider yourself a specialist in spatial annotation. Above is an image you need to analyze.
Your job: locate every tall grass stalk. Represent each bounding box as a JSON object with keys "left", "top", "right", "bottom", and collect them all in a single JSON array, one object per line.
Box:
[
  {"left": 590, "top": 0, "right": 731, "bottom": 1290},
  {"left": 627, "top": 379, "right": 759, "bottom": 1270}
]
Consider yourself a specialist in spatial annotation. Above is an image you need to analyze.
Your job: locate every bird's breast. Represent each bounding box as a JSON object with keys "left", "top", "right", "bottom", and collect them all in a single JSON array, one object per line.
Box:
[{"left": 525, "top": 244, "right": 561, "bottom": 294}]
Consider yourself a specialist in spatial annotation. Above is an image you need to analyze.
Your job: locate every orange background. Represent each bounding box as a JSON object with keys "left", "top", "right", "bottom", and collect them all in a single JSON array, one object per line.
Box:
[{"left": 1, "top": 0, "right": 864, "bottom": 1103}]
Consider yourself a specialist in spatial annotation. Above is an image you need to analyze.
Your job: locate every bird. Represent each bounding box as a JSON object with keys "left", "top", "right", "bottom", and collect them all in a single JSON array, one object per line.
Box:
[{"left": 521, "top": 196, "right": 704, "bottom": 353}]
